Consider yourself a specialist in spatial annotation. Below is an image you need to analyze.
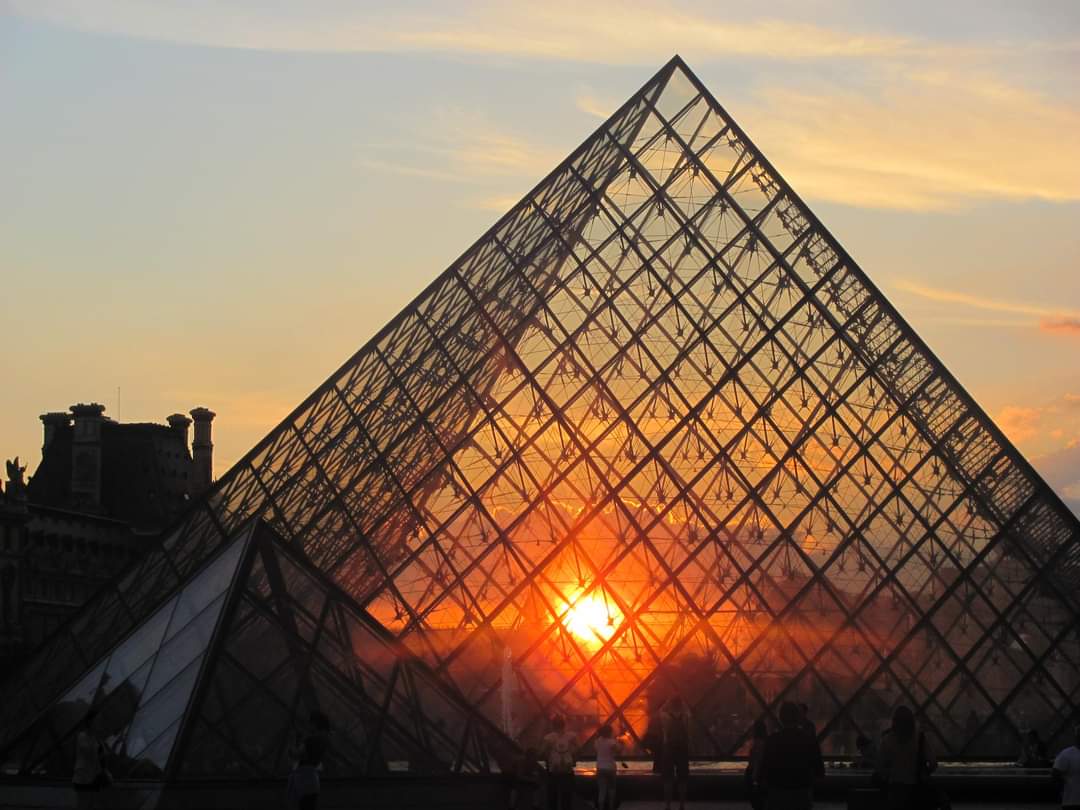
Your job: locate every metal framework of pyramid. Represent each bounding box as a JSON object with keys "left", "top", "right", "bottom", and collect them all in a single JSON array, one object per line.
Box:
[{"left": 4, "top": 57, "right": 1080, "bottom": 778}]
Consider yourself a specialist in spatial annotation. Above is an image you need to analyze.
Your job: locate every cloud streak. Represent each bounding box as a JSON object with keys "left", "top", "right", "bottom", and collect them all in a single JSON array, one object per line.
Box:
[
  {"left": 1041, "top": 318, "right": 1080, "bottom": 335},
  {"left": 358, "top": 109, "right": 560, "bottom": 184},
  {"left": 575, "top": 92, "right": 615, "bottom": 120},
  {"left": 889, "top": 278, "right": 1075, "bottom": 319},
  {"left": 996, "top": 405, "right": 1042, "bottom": 444},
  {"left": 893, "top": 279, "right": 1080, "bottom": 323},
  {"left": 740, "top": 71, "right": 1080, "bottom": 210},
  {"left": 9, "top": 1, "right": 915, "bottom": 63},
  {"left": 14, "top": 2, "right": 1077, "bottom": 212}
]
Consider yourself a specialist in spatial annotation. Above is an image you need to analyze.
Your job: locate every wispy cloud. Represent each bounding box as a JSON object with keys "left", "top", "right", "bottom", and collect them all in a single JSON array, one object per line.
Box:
[
  {"left": 575, "top": 91, "right": 616, "bottom": 120},
  {"left": 919, "top": 316, "right": 1032, "bottom": 329},
  {"left": 356, "top": 158, "right": 468, "bottom": 184},
  {"left": 997, "top": 395, "right": 1080, "bottom": 462},
  {"left": 889, "top": 282, "right": 1075, "bottom": 319},
  {"left": 9, "top": 1, "right": 914, "bottom": 63},
  {"left": 468, "top": 194, "right": 525, "bottom": 212},
  {"left": 996, "top": 405, "right": 1042, "bottom": 444},
  {"left": 892, "top": 279, "right": 1080, "bottom": 323},
  {"left": 357, "top": 109, "right": 560, "bottom": 196},
  {"left": 1041, "top": 318, "right": 1080, "bottom": 335},
  {"left": 741, "top": 71, "right": 1080, "bottom": 210},
  {"left": 14, "top": 2, "right": 1078, "bottom": 213}
]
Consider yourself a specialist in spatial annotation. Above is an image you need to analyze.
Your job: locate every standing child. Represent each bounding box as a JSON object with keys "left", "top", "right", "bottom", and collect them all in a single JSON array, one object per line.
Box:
[
  {"left": 595, "top": 724, "right": 620, "bottom": 810},
  {"left": 541, "top": 715, "right": 577, "bottom": 810}
]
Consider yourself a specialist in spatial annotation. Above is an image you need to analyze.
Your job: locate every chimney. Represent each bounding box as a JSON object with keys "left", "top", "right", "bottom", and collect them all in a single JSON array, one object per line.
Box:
[
  {"left": 69, "top": 403, "right": 106, "bottom": 508},
  {"left": 39, "top": 412, "right": 72, "bottom": 456},
  {"left": 167, "top": 413, "right": 192, "bottom": 448},
  {"left": 189, "top": 407, "right": 216, "bottom": 494}
]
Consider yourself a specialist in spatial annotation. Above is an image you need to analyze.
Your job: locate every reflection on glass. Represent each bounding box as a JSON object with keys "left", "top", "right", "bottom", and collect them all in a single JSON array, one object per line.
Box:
[
  {"left": 164, "top": 537, "right": 245, "bottom": 642},
  {"left": 102, "top": 601, "right": 175, "bottom": 695},
  {"left": 123, "top": 657, "right": 202, "bottom": 763},
  {"left": 6, "top": 533, "right": 245, "bottom": 777},
  {"left": 142, "top": 594, "right": 225, "bottom": 704},
  {"left": 126, "top": 719, "right": 183, "bottom": 778}
]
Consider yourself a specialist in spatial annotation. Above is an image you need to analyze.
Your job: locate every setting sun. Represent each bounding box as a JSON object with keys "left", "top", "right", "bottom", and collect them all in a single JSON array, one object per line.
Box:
[{"left": 561, "top": 589, "right": 622, "bottom": 645}]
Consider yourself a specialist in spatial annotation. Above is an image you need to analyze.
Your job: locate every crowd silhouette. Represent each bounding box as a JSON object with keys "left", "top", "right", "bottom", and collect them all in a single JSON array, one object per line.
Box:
[
  {"left": 502, "top": 707, "right": 1080, "bottom": 810},
  {"left": 64, "top": 696, "right": 1080, "bottom": 810}
]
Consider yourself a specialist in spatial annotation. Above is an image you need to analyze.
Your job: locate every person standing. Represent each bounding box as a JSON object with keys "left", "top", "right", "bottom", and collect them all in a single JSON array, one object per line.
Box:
[
  {"left": 756, "top": 701, "right": 824, "bottom": 810},
  {"left": 874, "top": 706, "right": 936, "bottom": 810},
  {"left": 72, "top": 710, "right": 109, "bottom": 810},
  {"left": 660, "top": 696, "right": 691, "bottom": 810},
  {"left": 746, "top": 719, "right": 768, "bottom": 810},
  {"left": 1053, "top": 724, "right": 1080, "bottom": 810},
  {"left": 510, "top": 746, "right": 543, "bottom": 810},
  {"left": 541, "top": 715, "right": 577, "bottom": 810},
  {"left": 595, "top": 723, "right": 620, "bottom": 810},
  {"left": 288, "top": 710, "right": 330, "bottom": 810}
]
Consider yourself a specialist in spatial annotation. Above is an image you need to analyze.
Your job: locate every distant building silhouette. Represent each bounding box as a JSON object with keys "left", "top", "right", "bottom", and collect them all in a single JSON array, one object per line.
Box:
[{"left": 0, "top": 403, "right": 215, "bottom": 672}]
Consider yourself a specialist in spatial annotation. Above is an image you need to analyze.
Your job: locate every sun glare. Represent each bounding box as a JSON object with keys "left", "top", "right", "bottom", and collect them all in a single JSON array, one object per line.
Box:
[{"left": 561, "top": 589, "right": 622, "bottom": 645}]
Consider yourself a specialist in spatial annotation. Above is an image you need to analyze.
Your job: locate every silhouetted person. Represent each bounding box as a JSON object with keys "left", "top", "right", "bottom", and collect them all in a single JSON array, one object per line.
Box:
[
  {"left": 541, "top": 715, "right": 576, "bottom": 810},
  {"left": 1052, "top": 724, "right": 1080, "bottom": 810},
  {"left": 660, "top": 696, "right": 691, "bottom": 810},
  {"left": 747, "top": 719, "right": 768, "bottom": 810},
  {"left": 72, "top": 710, "right": 109, "bottom": 810},
  {"left": 288, "top": 710, "right": 330, "bottom": 810},
  {"left": 595, "top": 723, "right": 620, "bottom": 810},
  {"left": 1019, "top": 728, "right": 1050, "bottom": 768},
  {"left": 756, "top": 701, "right": 824, "bottom": 810},
  {"left": 874, "top": 705, "right": 936, "bottom": 810},
  {"left": 510, "top": 745, "right": 542, "bottom": 810},
  {"left": 798, "top": 703, "right": 816, "bottom": 737},
  {"left": 855, "top": 733, "right": 877, "bottom": 769}
]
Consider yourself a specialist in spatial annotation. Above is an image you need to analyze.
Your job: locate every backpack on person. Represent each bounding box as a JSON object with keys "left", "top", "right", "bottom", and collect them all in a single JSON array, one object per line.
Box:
[
  {"left": 549, "top": 734, "right": 575, "bottom": 774},
  {"left": 666, "top": 712, "right": 689, "bottom": 749}
]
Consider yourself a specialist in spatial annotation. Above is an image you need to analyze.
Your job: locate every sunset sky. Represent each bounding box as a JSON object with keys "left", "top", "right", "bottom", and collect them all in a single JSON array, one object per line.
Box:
[{"left": 2, "top": 1, "right": 1079, "bottom": 512}]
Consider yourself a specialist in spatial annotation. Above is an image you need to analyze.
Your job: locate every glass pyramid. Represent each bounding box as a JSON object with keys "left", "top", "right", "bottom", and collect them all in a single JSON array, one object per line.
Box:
[{"left": 4, "top": 57, "right": 1079, "bottom": 771}]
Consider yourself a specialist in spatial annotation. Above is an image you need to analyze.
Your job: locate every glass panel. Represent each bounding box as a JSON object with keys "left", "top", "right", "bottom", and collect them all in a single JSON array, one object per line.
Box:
[
  {"left": 178, "top": 720, "right": 264, "bottom": 778},
  {"left": 123, "top": 656, "right": 203, "bottom": 764},
  {"left": 274, "top": 548, "right": 326, "bottom": 620},
  {"left": 123, "top": 718, "right": 182, "bottom": 779},
  {"left": 164, "top": 533, "right": 246, "bottom": 642},
  {"left": 223, "top": 603, "right": 294, "bottom": 681},
  {"left": 57, "top": 659, "right": 107, "bottom": 717},
  {"left": 101, "top": 598, "right": 176, "bottom": 694},
  {"left": 46, "top": 659, "right": 108, "bottom": 745},
  {"left": 213, "top": 680, "right": 293, "bottom": 772},
  {"left": 142, "top": 593, "right": 225, "bottom": 704},
  {"left": 96, "top": 657, "right": 155, "bottom": 746}
]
